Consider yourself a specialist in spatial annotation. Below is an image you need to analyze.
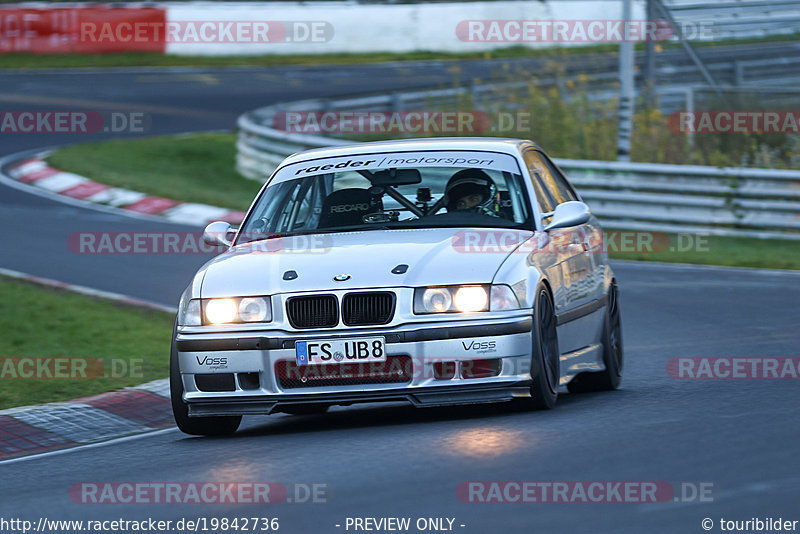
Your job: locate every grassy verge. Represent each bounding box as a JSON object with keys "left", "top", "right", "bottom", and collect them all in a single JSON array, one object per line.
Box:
[
  {"left": 46, "top": 133, "right": 261, "bottom": 211},
  {"left": 606, "top": 231, "right": 800, "bottom": 270},
  {"left": 0, "top": 276, "right": 174, "bottom": 410},
  {"left": 0, "top": 46, "right": 612, "bottom": 69},
  {"left": 1, "top": 35, "right": 796, "bottom": 70}
]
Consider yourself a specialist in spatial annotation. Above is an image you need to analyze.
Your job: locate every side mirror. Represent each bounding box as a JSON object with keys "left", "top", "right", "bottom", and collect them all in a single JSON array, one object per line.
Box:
[
  {"left": 543, "top": 201, "right": 591, "bottom": 231},
  {"left": 203, "top": 221, "right": 234, "bottom": 247}
]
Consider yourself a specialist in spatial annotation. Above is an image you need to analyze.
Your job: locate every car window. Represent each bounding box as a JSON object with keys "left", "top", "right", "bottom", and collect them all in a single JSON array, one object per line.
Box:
[
  {"left": 522, "top": 149, "right": 557, "bottom": 214},
  {"left": 237, "top": 150, "right": 534, "bottom": 243},
  {"left": 539, "top": 152, "right": 579, "bottom": 204}
]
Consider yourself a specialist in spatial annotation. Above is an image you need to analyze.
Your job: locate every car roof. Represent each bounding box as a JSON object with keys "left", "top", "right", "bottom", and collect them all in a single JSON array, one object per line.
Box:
[{"left": 280, "top": 137, "right": 538, "bottom": 167}]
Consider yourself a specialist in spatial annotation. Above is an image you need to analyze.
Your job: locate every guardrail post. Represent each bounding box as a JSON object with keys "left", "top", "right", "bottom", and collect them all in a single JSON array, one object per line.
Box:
[
  {"left": 471, "top": 83, "right": 481, "bottom": 108},
  {"left": 686, "top": 87, "right": 695, "bottom": 148},
  {"left": 392, "top": 92, "right": 403, "bottom": 113},
  {"left": 643, "top": 0, "right": 657, "bottom": 108},
  {"left": 616, "top": 0, "right": 635, "bottom": 162},
  {"left": 734, "top": 61, "right": 744, "bottom": 86}
]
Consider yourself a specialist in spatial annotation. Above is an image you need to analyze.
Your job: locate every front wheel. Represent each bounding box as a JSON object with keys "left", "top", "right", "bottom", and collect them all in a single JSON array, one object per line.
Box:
[
  {"left": 567, "top": 281, "right": 623, "bottom": 393},
  {"left": 170, "top": 322, "right": 242, "bottom": 436},
  {"left": 521, "top": 285, "right": 560, "bottom": 410}
]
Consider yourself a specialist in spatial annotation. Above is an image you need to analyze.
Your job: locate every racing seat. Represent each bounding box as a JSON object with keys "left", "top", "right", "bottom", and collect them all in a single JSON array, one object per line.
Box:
[{"left": 318, "top": 188, "right": 378, "bottom": 228}]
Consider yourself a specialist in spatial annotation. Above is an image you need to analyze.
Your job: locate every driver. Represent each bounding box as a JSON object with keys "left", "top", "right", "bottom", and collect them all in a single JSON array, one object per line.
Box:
[{"left": 444, "top": 169, "right": 500, "bottom": 216}]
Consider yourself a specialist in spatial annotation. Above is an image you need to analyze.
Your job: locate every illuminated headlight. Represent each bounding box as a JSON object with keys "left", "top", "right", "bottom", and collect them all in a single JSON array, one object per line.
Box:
[
  {"left": 176, "top": 296, "right": 273, "bottom": 326},
  {"left": 205, "top": 298, "right": 238, "bottom": 324},
  {"left": 414, "top": 285, "right": 520, "bottom": 314},
  {"left": 414, "top": 285, "right": 488, "bottom": 314},
  {"left": 454, "top": 286, "right": 489, "bottom": 312}
]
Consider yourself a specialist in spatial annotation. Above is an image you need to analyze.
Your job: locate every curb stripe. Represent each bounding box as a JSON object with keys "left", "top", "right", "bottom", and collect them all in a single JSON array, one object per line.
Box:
[
  {"left": 18, "top": 166, "right": 58, "bottom": 184},
  {"left": 5, "top": 154, "right": 246, "bottom": 225},
  {"left": 34, "top": 172, "right": 88, "bottom": 193},
  {"left": 60, "top": 181, "right": 111, "bottom": 199},
  {"left": 123, "top": 196, "right": 181, "bottom": 215},
  {"left": 81, "top": 390, "right": 173, "bottom": 429},
  {"left": 220, "top": 210, "right": 248, "bottom": 224},
  {"left": 0, "top": 416, "right": 76, "bottom": 457},
  {"left": 9, "top": 404, "right": 148, "bottom": 444}
]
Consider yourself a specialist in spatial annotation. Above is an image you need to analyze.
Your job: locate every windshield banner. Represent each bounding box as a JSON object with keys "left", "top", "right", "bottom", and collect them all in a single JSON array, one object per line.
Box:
[{"left": 272, "top": 150, "right": 522, "bottom": 183}]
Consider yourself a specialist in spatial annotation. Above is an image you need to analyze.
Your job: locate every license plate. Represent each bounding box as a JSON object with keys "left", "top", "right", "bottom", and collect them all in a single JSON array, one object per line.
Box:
[{"left": 295, "top": 337, "right": 386, "bottom": 366}]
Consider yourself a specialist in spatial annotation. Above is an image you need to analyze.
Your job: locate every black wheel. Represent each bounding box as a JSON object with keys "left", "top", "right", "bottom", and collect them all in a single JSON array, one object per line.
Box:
[
  {"left": 567, "top": 281, "right": 623, "bottom": 393},
  {"left": 521, "top": 285, "right": 560, "bottom": 410},
  {"left": 170, "top": 321, "right": 242, "bottom": 436}
]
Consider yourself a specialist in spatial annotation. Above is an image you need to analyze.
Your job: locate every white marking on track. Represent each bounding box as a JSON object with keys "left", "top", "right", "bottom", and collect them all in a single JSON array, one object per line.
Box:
[{"left": 0, "top": 428, "right": 179, "bottom": 466}]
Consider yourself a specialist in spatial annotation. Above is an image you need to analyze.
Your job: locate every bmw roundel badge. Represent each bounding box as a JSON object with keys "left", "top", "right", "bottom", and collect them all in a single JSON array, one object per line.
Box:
[{"left": 333, "top": 274, "right": 351, "bottom": 282}]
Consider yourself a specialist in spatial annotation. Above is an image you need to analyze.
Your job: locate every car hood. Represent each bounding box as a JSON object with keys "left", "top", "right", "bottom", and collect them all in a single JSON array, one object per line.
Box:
[{"left": 199, "top": 227, "right": 533, "bottom": 297}]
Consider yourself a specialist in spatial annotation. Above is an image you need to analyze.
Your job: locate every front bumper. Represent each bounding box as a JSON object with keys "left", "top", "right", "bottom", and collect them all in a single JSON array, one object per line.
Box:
[{"left": 176, "top": 315, "right": 534, "bottom": 416}]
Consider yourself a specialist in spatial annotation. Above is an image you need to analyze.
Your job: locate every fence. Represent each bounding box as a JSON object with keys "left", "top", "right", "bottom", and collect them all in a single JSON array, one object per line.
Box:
[{"left": 237, "top": 86, "right": 800, "bottom": 241}]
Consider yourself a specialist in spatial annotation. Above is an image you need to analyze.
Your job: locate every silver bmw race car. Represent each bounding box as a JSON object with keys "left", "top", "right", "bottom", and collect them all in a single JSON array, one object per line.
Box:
[{"left": 171, "top": 138, "right": 622, "bottom": 435}]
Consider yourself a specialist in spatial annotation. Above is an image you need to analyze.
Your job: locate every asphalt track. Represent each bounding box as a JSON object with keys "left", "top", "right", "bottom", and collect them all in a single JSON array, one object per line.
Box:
[{"left": 1, "top": 51, "right": 799, "bottom": 533}]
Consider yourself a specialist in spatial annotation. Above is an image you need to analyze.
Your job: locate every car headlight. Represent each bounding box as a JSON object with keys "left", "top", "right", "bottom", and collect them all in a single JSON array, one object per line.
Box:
[
  {"left": 177, "top": 297, "right": 202, "bottom": 326},
  {"left": 454, "top": 286, "right": 489, "bottom": 312},
  {"left": 414, "top": 285, "right": 485, "bottom": 314},
  {"left": 421, "top": 287, "right": 453, "bottom": 313},
  {"left": 178, "top": 296, "right": 272, "bottom": 325},
  {"left": 490, "top": 285, "right": 521, "bottom": 311},
  {"left": 238, "top": 297, "right": 270, "bottom": 322},
  {"left": 205, "top": 298, "right": 238, "bottom": 324},
  {"left": 414, "top": 285, "right": 520, "bottom": 314}
]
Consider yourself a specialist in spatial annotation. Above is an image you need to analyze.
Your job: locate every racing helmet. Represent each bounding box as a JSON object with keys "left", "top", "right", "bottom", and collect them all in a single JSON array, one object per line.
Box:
[{"left": 444, "top": 169, "right": 499, "bottom": 214}]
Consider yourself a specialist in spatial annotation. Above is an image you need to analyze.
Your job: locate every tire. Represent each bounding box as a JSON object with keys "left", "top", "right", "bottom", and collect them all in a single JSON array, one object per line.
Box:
[
  {"left": 170, "top": 322, "right": 242, "bottom": 436},
  {"left": 567, "top": 281, "right": 623, "bottom": 393},
  {"left": 521, "top": 285, "right": 560, "bottom": 410}
]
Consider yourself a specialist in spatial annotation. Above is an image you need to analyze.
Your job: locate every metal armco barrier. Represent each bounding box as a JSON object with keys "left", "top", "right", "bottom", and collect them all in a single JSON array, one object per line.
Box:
[{"left": 237, "top": 89, "right": 800, "bottom": 241}]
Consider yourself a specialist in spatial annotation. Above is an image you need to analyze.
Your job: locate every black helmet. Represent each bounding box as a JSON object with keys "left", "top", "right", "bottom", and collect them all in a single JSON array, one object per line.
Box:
[{"left": 445, "top": 169, "right": 499, "bottom": 213}]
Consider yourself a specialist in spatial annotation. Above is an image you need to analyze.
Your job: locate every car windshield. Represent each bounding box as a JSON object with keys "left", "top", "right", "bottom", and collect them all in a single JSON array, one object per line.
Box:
[{"left": 237, "top": 149, "right": 532, "bottom": 244}]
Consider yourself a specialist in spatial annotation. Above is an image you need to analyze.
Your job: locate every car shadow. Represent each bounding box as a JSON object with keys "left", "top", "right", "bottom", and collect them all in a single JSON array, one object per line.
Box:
[{"left": 173, "top": 388, "right": 632, "bottom": 442}]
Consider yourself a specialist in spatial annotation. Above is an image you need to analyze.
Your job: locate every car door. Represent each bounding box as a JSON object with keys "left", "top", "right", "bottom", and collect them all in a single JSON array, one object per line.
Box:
[{"left": 523, "top": 149, "right": 600, "bottom": 353}]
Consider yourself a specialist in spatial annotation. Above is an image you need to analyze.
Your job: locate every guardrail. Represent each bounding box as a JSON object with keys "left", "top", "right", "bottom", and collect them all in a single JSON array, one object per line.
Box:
[
  {"left": 237, "top": 88, "right": 800, "bottom": 241},
  {"left": 665, "top": 0, "right": 800, "bottom": 40}
]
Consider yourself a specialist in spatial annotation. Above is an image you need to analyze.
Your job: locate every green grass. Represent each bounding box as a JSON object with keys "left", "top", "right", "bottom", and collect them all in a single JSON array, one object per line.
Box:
[
  {"left": 607, "top": 231, "right": 800, "bottom": 270},
  {"left": 46, "top": 133, "right": 262, "bottom": 211},
  {"left": 0, "top": 47, "right": 603, "bottom": 69},
  {"left": 0, "top": 276, "right": 174, "bottom": 410},
  {"left": 2, "top": 35, "right": 796, "bottom": 69}
]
